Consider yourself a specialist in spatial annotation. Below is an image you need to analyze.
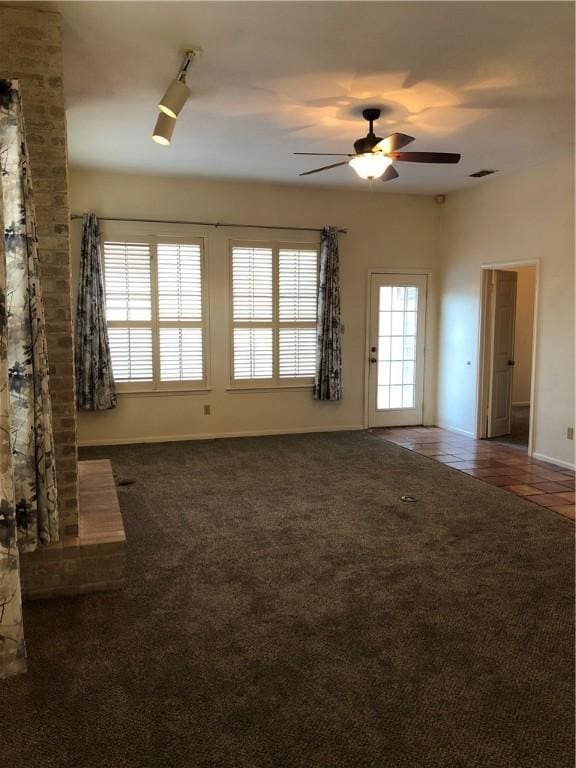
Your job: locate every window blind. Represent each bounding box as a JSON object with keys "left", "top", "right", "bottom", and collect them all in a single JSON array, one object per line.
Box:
[
  {"left": 278, "top": 248, "right": 318, "bottom": 378},
  {"left": 103, "top": 237, "right": 206, "bottom": 389},
  {"left": 103, "top": 241, "right": 151, "bottom": 321},
  {"left": 232, "top": 246, "right": 273, "bottom": 322},
  {"left": 157, "top": 243, "right": 202, "bottom": 321},
  {"left": 231, "top": 243, "right": 318, "bottom": 383},
  {"left": 108, "top": 327, "right": 153, "bottom": 382}
]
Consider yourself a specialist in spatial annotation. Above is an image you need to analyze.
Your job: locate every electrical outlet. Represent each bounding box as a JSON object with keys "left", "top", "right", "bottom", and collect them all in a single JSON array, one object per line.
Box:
[
  {"left": 567, "top": 427, "right": 574, "bottom": 440},
  {"left": 203, "top": 404, "right": 211, "bottom": 416}
]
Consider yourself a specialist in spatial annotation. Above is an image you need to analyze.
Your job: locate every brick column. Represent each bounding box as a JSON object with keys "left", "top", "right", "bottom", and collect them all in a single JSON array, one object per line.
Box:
[{"left": 0, "top": 7, "right": 78, "bottom": 539}]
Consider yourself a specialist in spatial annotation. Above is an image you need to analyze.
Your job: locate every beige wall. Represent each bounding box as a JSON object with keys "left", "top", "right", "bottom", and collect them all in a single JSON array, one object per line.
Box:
[
  {"left": 70, "top": 170, "right": 439, "bottom": 445},
  {"left": 0, "top": 6, "right": 78, "bottom": 536},
  {"left": 437, "top": 154, "right": 575, "bottom": 468},
  {"left": 512, "top": 266, "right": 536, "bottom": 405}
]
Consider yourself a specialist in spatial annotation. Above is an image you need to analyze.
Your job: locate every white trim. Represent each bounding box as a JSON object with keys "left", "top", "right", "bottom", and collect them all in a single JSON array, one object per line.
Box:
[
  {"left": 532, "top": 452, "right": 575, "bottom": 471},
  {"left": 78, "top": 424, "right": 365, "bottom": 447},
  {"left": 114, "top": 388, "right": 212, "bottom": 398},
  {"left": 225, "top": 384, "right": 312, "bottom": 393},
  {"left": 476, "top": 259, "right": 540, "bottom": 456},
  {"left": 435, "top": 422, "right": 476, "bottom": 438},
  {"left": 512, "top": 401, "right": 530, "bottom": 407}
]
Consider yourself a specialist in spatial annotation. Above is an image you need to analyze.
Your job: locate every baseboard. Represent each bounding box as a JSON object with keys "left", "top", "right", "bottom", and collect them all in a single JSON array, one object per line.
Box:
[
  {"left": 512, "top": 401, "right": 530, "bottom": 407},
  {"left": 78, "top": 424, "right": 365, "bottom": 447},
  {"left": 434, "top": 422, "right": 476, "bottom": 438},
  {"left": 532, "top": 452, "right": 575, "bottom": 471}
]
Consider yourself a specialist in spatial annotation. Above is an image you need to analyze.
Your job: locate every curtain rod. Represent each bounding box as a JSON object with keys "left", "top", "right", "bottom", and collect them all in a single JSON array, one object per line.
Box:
[{"left": 70, "top": 215, "right": 347, "bottom": 235}]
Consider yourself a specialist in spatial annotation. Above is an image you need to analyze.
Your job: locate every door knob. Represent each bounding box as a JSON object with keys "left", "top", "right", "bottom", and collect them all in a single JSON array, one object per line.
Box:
[
  {"left": 370, "top": 357, "right": 377, "bottom": 364},
  {"left": 507, "top": 360, "right": 515, "bottom": 366}
]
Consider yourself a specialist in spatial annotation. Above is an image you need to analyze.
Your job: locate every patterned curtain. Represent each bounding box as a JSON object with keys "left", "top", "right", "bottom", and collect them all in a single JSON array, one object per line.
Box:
[
  {"left": 75, "top": 212, "right": 116, "bottom": 410},
  {"left": 1, "top": 78, "right": 59, "bottom": 677},
  {"left": 0, "top": 149, "right": 26, "bottom": 679},
  {"left": 313, "top": 226, "right": 342, "bottom": 401}
]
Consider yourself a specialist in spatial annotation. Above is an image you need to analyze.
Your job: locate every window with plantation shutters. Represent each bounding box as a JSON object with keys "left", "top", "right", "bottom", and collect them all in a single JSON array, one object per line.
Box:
[
  {"left": 230, "top": 242, "right": 318, "bottom": 385},
  {"left": 103, "top": 235, "right": 207, "bottom": 391}
]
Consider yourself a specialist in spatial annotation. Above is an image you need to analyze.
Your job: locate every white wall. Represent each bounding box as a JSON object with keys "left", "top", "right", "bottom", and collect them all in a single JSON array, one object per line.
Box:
[
  {"left": 70, "top": 170, "right": 439, "bottom": 445},
  {"left": 512, "top": 266, "right": 536, "bottom": 405},
  {"left": 436, "top": 155, "right": 575, "bottom": 467}
]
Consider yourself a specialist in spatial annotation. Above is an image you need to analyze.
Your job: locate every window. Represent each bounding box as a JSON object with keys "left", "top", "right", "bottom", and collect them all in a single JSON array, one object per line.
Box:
[
  {"left": 377, "top": 285, "right": 418, "bottom": 409},
  {"left": 103, "top": 236, "right": 207, "bottom": 391},
  {"left": 230, "top": 242, "right": 318, "bottom": 386}
]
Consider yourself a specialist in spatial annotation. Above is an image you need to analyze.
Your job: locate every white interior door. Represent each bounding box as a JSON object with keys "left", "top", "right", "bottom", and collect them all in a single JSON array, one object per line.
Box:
[
  {"left": 368, "top": 273, "right": 427, "bottom": 427},
  {"left": 488, "top": 269, "right": 517, "bottom": 438}
]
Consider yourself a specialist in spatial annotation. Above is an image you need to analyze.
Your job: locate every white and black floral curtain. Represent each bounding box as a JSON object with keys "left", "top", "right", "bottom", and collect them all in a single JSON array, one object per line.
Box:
[
  {"left": 313, "top": 226, "right": 342, "bottom": 401},
  {"left": 0, "top": 79, "right": 59, "bottom": 678},
  {"left": 75, "top": 212, "right": 116, "bottom": 410}
]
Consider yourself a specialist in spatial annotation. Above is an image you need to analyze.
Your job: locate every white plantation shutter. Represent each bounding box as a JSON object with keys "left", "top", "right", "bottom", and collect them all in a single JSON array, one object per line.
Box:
[
  {"left": 231, "top": 246, "right": 273, "bottom": 380},
  {"left": 232, "top": 246, "right": 273, "bottom": 321},
  {"left": 231, "top": 242, "right": 318, "bottom": 384},
  {"left": 108, "top": 328, "right": 153, "bottom": 382},
  {"left": 157, "top": 242, "right": 204, "bottom": 383},
  {"left": 278, "top": 328, "right": 316, "bottom": 377},
  {"left": 233, "top": 328, "right": 273, "bottom": 379},
  {"left": 278, "top": 249, "right": 317, "bottom": 322},
  {"left": 103, "top": 235, "right": 206, "bottom": 389},
  {"left": 103, "top": 241, "right": 154, "bottom": 384},
  {"left": 157, "top": 243, "right": 202, "bottom": 321},
  {"left": 103, "top": 241, "right": 151, "bottom": 321},
  {"left": 278, "top": 248, "right": 318, "bottom": 378},
  {"left": 159, "top": 327, "right": 203, "bottom": 381}
]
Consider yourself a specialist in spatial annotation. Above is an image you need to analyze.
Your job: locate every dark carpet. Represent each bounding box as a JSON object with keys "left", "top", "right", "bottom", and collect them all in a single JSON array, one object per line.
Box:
[
  {"left": 489, "top": 405, "right": 530, "bottom": 450},
  {"left": 1, "top": 431, "right": 574, "bottom": 768}
]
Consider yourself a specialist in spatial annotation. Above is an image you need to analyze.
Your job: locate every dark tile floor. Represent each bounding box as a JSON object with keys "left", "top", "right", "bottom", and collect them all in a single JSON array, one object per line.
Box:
[{"left": 372, "top": 426, "right": 575, "bottom": 521}]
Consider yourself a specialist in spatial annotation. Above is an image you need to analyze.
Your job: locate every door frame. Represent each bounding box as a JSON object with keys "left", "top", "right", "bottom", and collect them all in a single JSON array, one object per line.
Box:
[
  {"left": 476, "top": 259, "right": 540, "bottom": 455},
  {"left": 363, "top": 267, "right": 433, "bottom": 429}
]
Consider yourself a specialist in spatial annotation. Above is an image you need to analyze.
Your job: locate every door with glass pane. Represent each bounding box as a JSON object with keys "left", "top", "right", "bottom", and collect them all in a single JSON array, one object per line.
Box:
[{"left": 368, "top": 273, "right": 427, "bottom": 427}]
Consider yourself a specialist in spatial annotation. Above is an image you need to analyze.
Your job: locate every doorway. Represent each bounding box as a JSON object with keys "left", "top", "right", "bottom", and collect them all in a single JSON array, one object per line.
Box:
[
  {"left": 367, "top": 272, "right": 428, "bottom": 427},
  {"left": 477, "top": 263, "right": 538, "bottom": 453}
]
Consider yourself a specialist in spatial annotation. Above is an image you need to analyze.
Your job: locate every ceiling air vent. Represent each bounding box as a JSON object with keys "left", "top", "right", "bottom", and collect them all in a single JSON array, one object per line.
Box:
[{"left": 469, "top": 169, "right": 498, "bottom": 178}]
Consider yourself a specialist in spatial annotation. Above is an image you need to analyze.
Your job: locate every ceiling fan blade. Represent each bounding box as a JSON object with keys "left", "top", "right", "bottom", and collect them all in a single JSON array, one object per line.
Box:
[
  {"left": 294, "top": 152, "right": 353, "bottom": 156},
  {"left": 375, "top": 133, "right": 415, "bottom": 154},
  {"left": 388, "top": 151, "right": 461, "bottom": 164},
  {"left": 381, "top": 165, "right": 399, "bottom": 182},
  {"left": 299, "top": 161, "right": 349, "bottom": 177}
]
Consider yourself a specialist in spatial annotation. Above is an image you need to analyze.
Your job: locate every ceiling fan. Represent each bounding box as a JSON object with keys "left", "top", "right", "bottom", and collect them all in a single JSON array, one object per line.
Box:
[{"left": 294, "top": 108, "right": 461, "bottom": 181}]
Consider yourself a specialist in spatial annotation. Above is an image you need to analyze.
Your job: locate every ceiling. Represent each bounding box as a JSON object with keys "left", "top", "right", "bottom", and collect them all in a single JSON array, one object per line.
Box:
[{"left": 47, "top": 1, "right": 576, "bottom": 193}]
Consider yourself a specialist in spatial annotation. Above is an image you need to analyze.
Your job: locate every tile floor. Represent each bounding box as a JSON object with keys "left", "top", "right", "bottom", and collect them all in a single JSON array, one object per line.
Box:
[{"left": 372, "top": 426, "right": 575, "bottom": 521}]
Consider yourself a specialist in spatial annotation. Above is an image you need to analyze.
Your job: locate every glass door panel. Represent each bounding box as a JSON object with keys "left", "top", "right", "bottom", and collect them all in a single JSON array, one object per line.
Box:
[{"left": 368, "top": 274, "right": 427, "bottom": 428}]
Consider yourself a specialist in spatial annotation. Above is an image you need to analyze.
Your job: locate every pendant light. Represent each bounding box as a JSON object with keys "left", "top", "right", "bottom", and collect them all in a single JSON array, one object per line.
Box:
[
  {"left": 152, "top": 112, "right": 176, "bottom": 145},
  {"left": 152, "top": 48, "right": 200, "bottom": 146},
  {"left": 159, "top": 49, "right": 197, "bottom": 118}
]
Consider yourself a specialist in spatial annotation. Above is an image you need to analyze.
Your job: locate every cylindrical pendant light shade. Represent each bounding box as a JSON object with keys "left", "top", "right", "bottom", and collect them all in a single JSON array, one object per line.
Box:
[
  {"left": 152, "top": 112, "right": 175, "bottom": 145},
  {"left": 159, "top": 79, "right": 191, "bottom": 118}
]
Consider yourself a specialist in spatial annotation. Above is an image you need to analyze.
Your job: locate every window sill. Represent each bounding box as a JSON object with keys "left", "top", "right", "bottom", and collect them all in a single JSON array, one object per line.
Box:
[
  {"left": 116, "top": 387, "right": 212, "bottom": 398},
  {"left": 226, "top": 384, "right": 313, "bottom": 393}
]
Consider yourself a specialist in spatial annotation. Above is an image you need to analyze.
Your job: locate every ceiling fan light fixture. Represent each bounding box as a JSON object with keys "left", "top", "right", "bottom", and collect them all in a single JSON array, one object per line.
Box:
[
  {"left": 159, "top": 78, "right": 191, "bottom": 118},
  {"left": 349, "top": 152, "right": 393, "bottom": 180},
  {"left": 152, "top": 111, "right": 176, "bottom": 145}
]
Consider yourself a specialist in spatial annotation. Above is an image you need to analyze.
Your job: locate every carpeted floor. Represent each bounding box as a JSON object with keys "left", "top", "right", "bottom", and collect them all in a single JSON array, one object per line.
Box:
[{"left": 1, "top": 431, "right": 574, "bottom": 768}]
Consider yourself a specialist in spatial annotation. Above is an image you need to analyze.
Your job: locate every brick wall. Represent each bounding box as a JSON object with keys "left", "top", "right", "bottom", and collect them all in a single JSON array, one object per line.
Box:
[{"left": 0, "top": 6, "right": 78, "bottom": 539}]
